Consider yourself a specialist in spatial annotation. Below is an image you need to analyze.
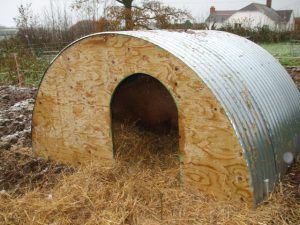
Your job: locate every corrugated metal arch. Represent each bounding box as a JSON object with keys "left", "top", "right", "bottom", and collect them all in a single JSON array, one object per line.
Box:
[{"left": 35, "top": 30, "right": 300, "bottom": 204}]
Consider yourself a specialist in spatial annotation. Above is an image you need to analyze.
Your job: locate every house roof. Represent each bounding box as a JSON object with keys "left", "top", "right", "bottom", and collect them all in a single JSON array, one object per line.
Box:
[
  {"left": 276, "top": 10, "right": 293, "bottom": 23},
  {"left": 205, "top": 10, "right": 236, "bottom": 23},
  {"left": 240, "top": 3, "right": 282, "bottom": 23},
  {"left": 206, "top": 3, "right": 293, "bottom": 24}
]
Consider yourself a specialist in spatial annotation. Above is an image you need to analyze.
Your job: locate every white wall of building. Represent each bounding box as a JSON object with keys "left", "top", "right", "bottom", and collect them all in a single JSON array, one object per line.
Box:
[
  {"left": 226, "top": 11, "right": 277, "bottom": 30},
  {"left": 285, "top": 13, "right": 295, "bottom": 31}
]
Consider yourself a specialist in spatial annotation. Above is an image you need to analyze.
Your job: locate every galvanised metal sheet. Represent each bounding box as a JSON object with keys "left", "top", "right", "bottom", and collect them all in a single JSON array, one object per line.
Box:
[{"left": 55, "top": 30, "right": 300, "bottom": 204}]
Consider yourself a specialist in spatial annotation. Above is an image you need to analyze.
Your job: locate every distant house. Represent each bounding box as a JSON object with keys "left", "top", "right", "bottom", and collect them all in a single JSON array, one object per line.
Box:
[
  {"left": 206, "top": 0, "right": 294, "bottom": 31},
  {"left": 295, "top": 17, "right": 300, "bottom": 31},
  {"left": 0, "top": 26, "right": 18, "bottom": 40}
]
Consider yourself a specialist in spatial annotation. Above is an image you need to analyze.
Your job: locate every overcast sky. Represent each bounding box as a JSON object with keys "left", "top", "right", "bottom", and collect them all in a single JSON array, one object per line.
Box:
[{"left": 0, "top": 0, "right": 299, "bottom": 27}]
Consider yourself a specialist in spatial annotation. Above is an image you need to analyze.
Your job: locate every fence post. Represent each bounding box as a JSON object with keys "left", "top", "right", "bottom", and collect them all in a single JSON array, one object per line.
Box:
[{"left": 13, "top": 53, "right": 24, "bottom": 87}]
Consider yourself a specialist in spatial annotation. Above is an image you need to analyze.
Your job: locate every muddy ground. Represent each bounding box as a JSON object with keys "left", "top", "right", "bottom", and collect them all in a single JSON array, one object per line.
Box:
[
  {"left": 0, "top": 86, "right": 36, "bottom": 150},
  {"left": 286, "top": 67, "right": 300, "bottom": 90},
  {"left": 0, "top": 86, "right": 72, "bottom": 194}
]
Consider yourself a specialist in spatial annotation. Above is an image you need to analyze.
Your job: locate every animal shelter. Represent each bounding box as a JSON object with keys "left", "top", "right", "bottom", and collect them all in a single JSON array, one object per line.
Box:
[{"left": 32, "top": 30, "right": 300, "bottom": 205}]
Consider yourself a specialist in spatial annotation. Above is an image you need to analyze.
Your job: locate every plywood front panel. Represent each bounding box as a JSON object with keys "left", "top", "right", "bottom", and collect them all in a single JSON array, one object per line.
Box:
[{"left": 32, "top": 34, "right": 253, "bottom": 202}]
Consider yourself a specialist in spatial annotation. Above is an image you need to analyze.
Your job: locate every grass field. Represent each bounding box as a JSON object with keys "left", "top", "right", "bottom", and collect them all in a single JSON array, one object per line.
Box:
[{"left": 260, "top": 42, "right": 300, "bottom": 66}]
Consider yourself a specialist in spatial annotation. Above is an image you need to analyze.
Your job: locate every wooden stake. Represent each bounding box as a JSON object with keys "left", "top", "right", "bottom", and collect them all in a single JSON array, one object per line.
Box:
[{"left": 13, "top": 53, "right": 24, "bottom": 87}]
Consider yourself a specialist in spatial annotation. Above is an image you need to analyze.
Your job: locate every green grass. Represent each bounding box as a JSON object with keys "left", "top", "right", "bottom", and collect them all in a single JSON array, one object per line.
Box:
[
  {"left": 0, "top": 55, "right": 51, "bottom": 87},
  {"left": 0, "top": 38, "right": 61, "bottom": 87},
  {"left": 260, "top": 42, "right": 300, "bottom": 66},
  {"left": 277, "top": 58, "right": 300, "bottom": 67}
]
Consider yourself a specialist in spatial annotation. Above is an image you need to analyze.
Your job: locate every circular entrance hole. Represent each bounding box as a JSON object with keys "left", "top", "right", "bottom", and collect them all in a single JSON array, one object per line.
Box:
[{"left": 110, "top": 73, "right": 179, "bottom": 169}]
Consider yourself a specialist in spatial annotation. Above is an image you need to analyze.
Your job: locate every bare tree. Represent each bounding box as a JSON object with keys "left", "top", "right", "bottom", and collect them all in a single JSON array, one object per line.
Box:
[
  {"left": 115, "top": 0, "right": 134, "bottom": 30},
  {"left": 14, "top": 3, "right": 39, "bottom": 46},
  {"left": 14, "top": 1, "right": 76, "bottom": 45},
  {"left": 72, "top": 0, "right": 191, "bottom": 30},
  {"left": 14, "top": 3, "right": 32, "bottom": 29},
  {"left": 107, "top": 0, "right": 192, "bottom": 30},
  {"left": 71, "top": 0, "right": 106, "bottom": 21}
]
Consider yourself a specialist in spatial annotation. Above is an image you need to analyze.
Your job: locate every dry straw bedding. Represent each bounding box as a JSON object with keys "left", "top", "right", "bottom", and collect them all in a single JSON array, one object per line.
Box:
[{"left": 0, "top": 123, "right": 300, "bottom": 225}]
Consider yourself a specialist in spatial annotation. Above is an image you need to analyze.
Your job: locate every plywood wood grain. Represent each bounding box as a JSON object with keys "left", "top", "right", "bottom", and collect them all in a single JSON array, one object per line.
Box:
[{"left": 32, "top": 34, "right": 253, "bottom": 202}]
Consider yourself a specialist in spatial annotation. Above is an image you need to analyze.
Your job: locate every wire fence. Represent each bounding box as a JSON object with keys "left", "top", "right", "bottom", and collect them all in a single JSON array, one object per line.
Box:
[{"left": 0, "top": 42, "right": 63, "bottom": 86}]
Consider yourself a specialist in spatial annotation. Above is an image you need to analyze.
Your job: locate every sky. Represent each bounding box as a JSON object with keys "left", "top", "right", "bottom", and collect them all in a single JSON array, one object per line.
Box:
[{"left": 0, "top": 0, "right": 299, "bottom": 27}]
